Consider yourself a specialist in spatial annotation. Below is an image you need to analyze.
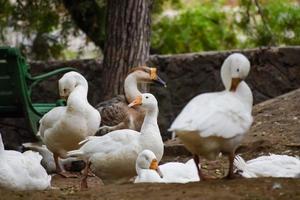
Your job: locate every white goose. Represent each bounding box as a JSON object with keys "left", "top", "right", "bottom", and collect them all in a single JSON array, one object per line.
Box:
[
  {"left": 169, "top": 53, "right": 253, "bottom": 180},
  {"left": 134, "top": 149, "right": 200, "bottom": 183},
  {"left": 67, "top": 93, "right": 164, "bottom": 188},
  {"left": 39, "top": 71, "right": 101, "bottom": 176},
  {"left": 234, "top": 154, "right": 300, "bottom": 178},
  {"left": 0, "top": 134, "right": 51, "bottom": 190}
]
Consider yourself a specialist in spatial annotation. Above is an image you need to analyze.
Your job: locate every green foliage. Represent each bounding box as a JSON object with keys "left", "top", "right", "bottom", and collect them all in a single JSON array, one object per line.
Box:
[
  {"left": 151, "top": 2, "right": 238, "bottom": 53},
  {"left": 151, "top": 0, "right": 300, "bottom": 54},
  {"left": 0, "top": 0, "right": 179, "bottom": 60},
  {"left": 0, "top": 0, "right": 71, "bottom": 60},
  {"left": 0, "top": 0, "right": 299, "bottom": 59},
  {"left": 0, "top": 0, "right": 90, "bottom": 60},
  {"left": 238, "top": 0, "right": 300, "bottom": 47}
]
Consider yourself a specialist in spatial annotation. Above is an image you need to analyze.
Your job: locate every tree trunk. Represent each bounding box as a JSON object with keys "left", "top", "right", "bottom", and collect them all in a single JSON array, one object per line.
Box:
[{"left": 100, "top": 0, "right": 153, "bottom": 100}]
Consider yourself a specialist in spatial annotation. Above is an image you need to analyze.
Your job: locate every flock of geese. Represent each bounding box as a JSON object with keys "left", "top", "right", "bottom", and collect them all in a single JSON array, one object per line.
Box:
[{"left": 0, "top": 53, "right": 299, "bottom": 191}]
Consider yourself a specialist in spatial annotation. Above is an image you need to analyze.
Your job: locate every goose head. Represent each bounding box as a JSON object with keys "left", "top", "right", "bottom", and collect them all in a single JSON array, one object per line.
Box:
[
  {"left": 136, "top": 149, "right": 163, "bottom": 178},
  {"left": 221, "top": 53, "right": 250, "bottom": 92},
  {"left": 58, "top": 71, "right": 88, "bottom": 100},
  {"left": 129, "top": 66, "right": 166, "bottom": 87},
  {"left": 127, "top": 93, "right": 158, "bottom": 111}
]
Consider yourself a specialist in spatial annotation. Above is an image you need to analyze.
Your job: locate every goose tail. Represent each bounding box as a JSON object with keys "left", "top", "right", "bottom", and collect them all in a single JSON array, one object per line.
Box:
[
  {"left": 66, "top": 149, "right": 84, "bottom": 158},
  {"left": 78, "top": 136, "right": 97, "bottom": 145},
  {"left": 234, "top": 155, "right": 248, "bottom": 174}
]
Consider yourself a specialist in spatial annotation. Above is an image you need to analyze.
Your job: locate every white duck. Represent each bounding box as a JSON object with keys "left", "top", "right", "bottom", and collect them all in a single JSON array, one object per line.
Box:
[
  {"left": 22, "top": 142, "right": 82, "bottom": 174},
  {"left": 234, "top": 154, "right": 300, "bottom": 178},
  {"left": 67, "top": 93, "right": 164, "bottom": 188},
  {"left": 0, "top": 134, "right": 51, "bottom": 190},
  {"left": 96, "top": 66, "right": 166, "bottom": 135},
  {"left": 169, "top": 53, "right": 253, "bottom": 180},
  {"left": 134, "top": 149, "right": 200, "bottom": 183},
  {"left": 39, "top": 71, "right": 101, "bottom": 176}
]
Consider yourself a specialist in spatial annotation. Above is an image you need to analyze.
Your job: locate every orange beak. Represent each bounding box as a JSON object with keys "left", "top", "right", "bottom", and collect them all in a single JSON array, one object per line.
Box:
[
  {"left": 230, "top": 78, "right": 241, "bottom": 92},
  {"left": 60, "top": 95, "right": 68, "bottom": 101},
  {"left": 128, "top": 95, "right": 142, "bottom": 107},
  {"left": 150, "top": 67, "right": 167, "bottom": 87},
  {"left": 149, "top": 159, "right": 163, "bottom": 178},
  {"left": 150, "top": 68, "right": 157, "bottom": 80},
  {"left": 150, "top": 159, "right": 158, "bottom": 170}
]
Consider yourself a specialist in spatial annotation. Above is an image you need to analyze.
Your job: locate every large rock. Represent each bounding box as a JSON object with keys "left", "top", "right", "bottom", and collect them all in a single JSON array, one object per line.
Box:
[{"left": 1, "top": 46, "right": 300, "bottom": 148}]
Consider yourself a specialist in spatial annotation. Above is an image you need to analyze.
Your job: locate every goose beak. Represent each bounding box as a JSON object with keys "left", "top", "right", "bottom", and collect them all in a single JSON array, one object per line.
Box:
[
  {"left": 230, "top": 78, "right": 241, "bottom": 92},
  {"left": 128, "top": 95, "right": 142, "bottom": 107},
  {"left": 150, "top": 159, "right": 164, "bottom": 178},
  {"left": 60, "top": 95, "right": 68, "bottom": 101},
  {"left": 154, "top": 76, "right": 167, "bottom": 88},
  {"left": 150, "top": 68, "right": 167, "bottom": 88}
]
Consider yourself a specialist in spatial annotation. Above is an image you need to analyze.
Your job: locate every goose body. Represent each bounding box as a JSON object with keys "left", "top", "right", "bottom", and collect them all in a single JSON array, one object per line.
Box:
[
  {"left": 135, "top": 150, "right": 199, "bottom": 183},
  {"left": 96, "top": 67, "right": 166, "bottom": 135},
  {"left": 67, "top": 93, "right": 164, "bottom": 187},
  {"left": 39, "top": 71, "right": 100, "bottom": 174},
  {"left": 22, "top": 142, "right": 81, "bottom": 174},
  {"left": 0, "top": 134, "right": 51, "bottom": 190},
  {"left": 234, "top": 154, "right": 300, "bottom": 178},
  {"left": 169, "top": 53, "right": 253, "bottom": 179}
]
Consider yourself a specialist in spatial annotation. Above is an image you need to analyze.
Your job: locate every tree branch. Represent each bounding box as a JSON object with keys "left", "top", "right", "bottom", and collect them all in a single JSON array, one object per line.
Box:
[
  {"left": 62, "top": 0, "right": 106, "bottom": 50},
  {"left": 253, "top": 0, "right": 275, "bottom": 45}
]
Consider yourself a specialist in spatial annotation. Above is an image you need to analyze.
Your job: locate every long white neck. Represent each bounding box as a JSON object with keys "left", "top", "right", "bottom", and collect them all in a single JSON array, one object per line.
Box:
[
  {"left": 136, "top": 164, "right": 144, "bottom": 176},
  {"left": 67, "top": 78, "right": 89, "bottom": 112},
  {"left": 221, "top": 59, "right": 232, "bottom": 91},
  {"left": 124, "top": 73, "right": 142, "bottom": 103},
  {"left": 140, "top": 106, "right": 159, "bottom": 134},
  {"left": 0, "top": 134, "right": 4, "bottom": 152},
  {"left": 135, "top": 168, "right": 161, "bottom": 183},
  {"left": 235, "top": 81, "right": 253, "bottom": 112},
  {"left": 139, "top": 104, "right": 164, "bottom": 162}
]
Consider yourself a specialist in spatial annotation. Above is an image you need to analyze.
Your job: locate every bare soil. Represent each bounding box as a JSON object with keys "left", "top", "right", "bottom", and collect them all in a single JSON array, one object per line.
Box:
[{"left": 1, "top": 89, "right": 300, "bottom": 200}]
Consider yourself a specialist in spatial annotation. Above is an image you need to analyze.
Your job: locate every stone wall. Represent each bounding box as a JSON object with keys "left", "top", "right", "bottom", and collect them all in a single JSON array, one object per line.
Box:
[
  {"left": 1, "top": 46, "right": 300, "bottom": 147},
  {"left": 149, "top": 47, "right": 300, "bottom": 137}
]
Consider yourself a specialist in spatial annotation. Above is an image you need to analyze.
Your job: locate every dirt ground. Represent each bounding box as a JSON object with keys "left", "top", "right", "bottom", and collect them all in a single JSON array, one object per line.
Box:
[{"left": 1, "top": 89, "right": 300, "bottom": 200}]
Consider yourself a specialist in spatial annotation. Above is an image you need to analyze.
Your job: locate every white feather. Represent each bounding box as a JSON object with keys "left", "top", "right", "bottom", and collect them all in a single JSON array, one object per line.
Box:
[
  {"left": 234, "top": 154, "right": 300, "bottom": 178},
  {"left": 0, "top": 134, "right": 51, "bottom": 190},
  {"left": 168, "top": 53, "right": 253, "bottom": 160},
  {"left": 39, "top": 72, "right": 101, "bottom": 159}
]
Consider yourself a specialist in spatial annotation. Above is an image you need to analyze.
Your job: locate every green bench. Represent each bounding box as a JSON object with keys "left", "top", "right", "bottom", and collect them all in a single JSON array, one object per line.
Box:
[{"left": 0, "top": 47, "right": 76, "bottom": 136}]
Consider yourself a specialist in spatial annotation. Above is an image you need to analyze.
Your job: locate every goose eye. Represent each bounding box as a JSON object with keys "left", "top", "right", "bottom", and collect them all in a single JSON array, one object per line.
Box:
[
  {"left": 146, "top": 96, "right": 149, "bottom": 99},
  {"left": 237, "top": 68, "right": 240, "bottom": 72}
]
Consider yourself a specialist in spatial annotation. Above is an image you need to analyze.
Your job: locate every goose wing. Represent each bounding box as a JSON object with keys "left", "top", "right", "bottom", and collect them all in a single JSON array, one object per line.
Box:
[
  {"left": 170, "top": 92, "right": 253, "bottom": 138},
  {"left": 96, "top": 95, "right": 129, "bottom": 127}
]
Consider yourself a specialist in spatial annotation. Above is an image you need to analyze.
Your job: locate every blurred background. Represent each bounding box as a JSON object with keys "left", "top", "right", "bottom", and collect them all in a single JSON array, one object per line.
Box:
[{"left": 0, "top": 0, "right": 299, "bottom": 60}]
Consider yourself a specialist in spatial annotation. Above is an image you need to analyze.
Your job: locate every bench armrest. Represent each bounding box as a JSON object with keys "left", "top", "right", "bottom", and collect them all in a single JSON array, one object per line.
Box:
[{"left": 27, "top": 67, "right": 78, "bottom": 94}]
